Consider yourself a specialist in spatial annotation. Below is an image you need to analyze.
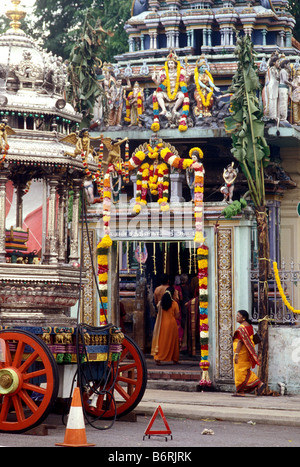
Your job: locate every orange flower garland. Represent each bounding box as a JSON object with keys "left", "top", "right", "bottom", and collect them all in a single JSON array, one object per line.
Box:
[{"left": 0, "top": 143, "right": 9, "bottom": 165}]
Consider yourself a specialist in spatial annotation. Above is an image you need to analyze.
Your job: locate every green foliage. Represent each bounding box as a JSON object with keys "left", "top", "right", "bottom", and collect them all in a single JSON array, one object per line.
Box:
[
  {"left": 288, "top": 0, "right": 300, "bottom": 42},
  {"left": 28, "top": 0, "right": 131, "bottom": 62},
  {"left": 224, "top": 35, "right": 270, "bottom": 208},
  {"left": 67, "top": 11, "right": 111, "bottom": 126},
  {"left": 222, "top": 199, "right": 248, "bottom": 219}
]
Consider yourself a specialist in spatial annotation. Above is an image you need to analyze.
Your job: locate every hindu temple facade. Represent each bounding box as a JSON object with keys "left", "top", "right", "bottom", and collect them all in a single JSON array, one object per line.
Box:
[
  {"left": 1, "top": 0, "right": 300, "bottom": 392},
  {"left": 85, "top": 0, "right": 300, "bottom": 392}
]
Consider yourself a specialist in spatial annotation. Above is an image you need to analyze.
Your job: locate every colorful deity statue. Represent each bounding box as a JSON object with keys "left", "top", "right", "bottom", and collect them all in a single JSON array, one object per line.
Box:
[
  {"left": 124, "top": 81, "right": 145, "bottom": 127},
  {"left": 107, "top": 76, "right": 131, "bottom": 127},
  {"left": 291, "top": 68, "right": 300, "bottom": 125},
  {"left": 151, "top": 49, "right": 189, "bottom": 132},
  {"left": 192, "top": 55, "right": 220, "bottom": 118},
  {"left": 220, "top": 162, "right": 238, "bottom": 203},
  {"left": 262, "top": 53, "right": 281, "bottom": 121}
]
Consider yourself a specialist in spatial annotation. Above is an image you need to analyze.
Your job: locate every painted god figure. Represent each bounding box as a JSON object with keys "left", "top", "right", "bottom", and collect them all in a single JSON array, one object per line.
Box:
[
  {"left": 107, "top": 77, "right": 131, "bottom": 127},
  {"left": 262, "top": 54, "right": 280, "bottom": 121},
  {"left": 192, "top": 56, "right": 220, "bottom": 118},
  {"left": 151, "top": 50, "right": 189, "bottom": 132},
  {"left": 278, "top": 59, "right": 292, "bottom": 123},
  {"left": 125, "top": 81, "right": 144, "bottom": 127},
  {"left": 220, "top": 162, "right": 238, "bottom": 203},
  {"left": 291, "top": 68, "right": 300, "bottom": 125}
]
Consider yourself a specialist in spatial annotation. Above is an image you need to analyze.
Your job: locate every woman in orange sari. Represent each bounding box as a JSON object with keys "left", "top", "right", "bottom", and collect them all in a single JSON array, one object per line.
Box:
[
  {"left": 233, "top": 310, "right": 265, "bottom": 396},
  {"left": 151, "top": 286, "right": 180, "bottom": 365}
]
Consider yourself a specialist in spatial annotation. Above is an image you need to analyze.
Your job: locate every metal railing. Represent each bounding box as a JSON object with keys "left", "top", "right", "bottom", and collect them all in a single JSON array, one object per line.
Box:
[{"left": 251, "top": 260, "right": 300, "bottom": 325}]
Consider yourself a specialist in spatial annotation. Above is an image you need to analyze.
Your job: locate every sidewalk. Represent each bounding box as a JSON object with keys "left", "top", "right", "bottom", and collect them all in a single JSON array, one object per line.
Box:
[{"left": 136, "top": 388, "right": 300, "bottom": 427}]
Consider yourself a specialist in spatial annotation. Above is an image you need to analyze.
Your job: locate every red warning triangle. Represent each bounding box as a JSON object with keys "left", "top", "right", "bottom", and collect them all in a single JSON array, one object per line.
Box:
[{"left": 144, "top": 405, "right": 172, "bottom": 437}]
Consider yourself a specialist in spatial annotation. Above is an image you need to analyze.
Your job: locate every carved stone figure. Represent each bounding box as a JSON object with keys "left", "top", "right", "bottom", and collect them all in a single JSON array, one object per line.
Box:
[
  {"left": 0, "top": 122, "right": 16, "bottom": 153},
  {"left": 192, "top": 56, "right": 220, "bottom": 118},
  {"left": 125, "top": 82, "right": 145, "bottom": 127},
  {"left": 60, "top": 129, "right": 101, "bottom": 161},
  {"left": 262, "top": 54, "right": 280, "bottom": 121},
  {"left": 291, "top": 68, "right": 300, "bottom": 125},
  {"left": 107, "top": 77, "right": 131, "bottom": 127},
  {"left": 220, "top": 162, "right": 238, "bottom": 203},
  {"left": 152, "top": 50, "right": 187, "bottom": 118},
  {"left": 278, "top": 59, "right": 292, "bottom": 123},
  {"left": 102, "top": 136, "right": 129, "bottom": 166}
]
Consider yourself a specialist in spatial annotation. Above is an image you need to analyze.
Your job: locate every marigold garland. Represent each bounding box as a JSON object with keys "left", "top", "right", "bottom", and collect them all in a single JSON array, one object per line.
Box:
[
  {"left": 0, "top": 143, "right": 9, "bottom": 165},
  {"left": 273, "top": 261, "right": 300, "bottom": 314},
  {"left": 198, "top": 244, "right": 211, "bottom": 387},
  {"left": 97, "top": 243, "right": 109, "bottom": 325}
]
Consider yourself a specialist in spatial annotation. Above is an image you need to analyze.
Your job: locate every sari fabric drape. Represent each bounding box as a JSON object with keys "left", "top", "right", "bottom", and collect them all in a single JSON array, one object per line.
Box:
[
  {"left": 233, "top": 324, "right": 260, "bottom": 393},
  {"left": 151, "top": 300, "right": 180, "bottom": 362}
]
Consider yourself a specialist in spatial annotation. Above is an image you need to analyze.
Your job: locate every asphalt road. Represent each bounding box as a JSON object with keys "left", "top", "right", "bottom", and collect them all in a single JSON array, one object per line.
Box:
[{"left": 1, "top": 413, "right": 300, "bottom": 449}]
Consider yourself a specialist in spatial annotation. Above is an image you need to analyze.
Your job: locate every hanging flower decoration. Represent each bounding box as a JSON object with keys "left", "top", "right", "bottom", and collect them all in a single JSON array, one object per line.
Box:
[
  {"left": 128, "top": 144, "right": 205, "bottom": 238},
  {"left": 198, "top": 245, "right": 211, "bottom": 387},
  {"left": 151, "top": 60, "right": 189, "bottom": 133},
  {"left": 192, "top": 149, "right": 205, "bottom": 245},
  {"left": 97, "top": 242, "right": 109, "bottom": 325},
  {"left": 157, "top": 162, "right": 169, "bottom": 212},
  {"left": 133, "top": 163, "right": 150, "bottom": 214},
  {"left": 124, "top": 140, "right": 130, "bottom": 184},
  {"left": 273, "top": 262, "right": 300, "bottom": 314},
  {"left": 0, "top": 143, "right": 9, "bottom": 165}
]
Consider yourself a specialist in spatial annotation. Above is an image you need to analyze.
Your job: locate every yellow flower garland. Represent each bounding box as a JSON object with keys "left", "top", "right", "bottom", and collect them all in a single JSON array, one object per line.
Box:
[
  {"left": 165, "top": 60, "right": 181, "bottom": 101},
  {"left": 273, "top": 261, "right": 300, "bottom": 313},
  {"left": 194, "top": 67, "right": 214, "bottom": 107}
]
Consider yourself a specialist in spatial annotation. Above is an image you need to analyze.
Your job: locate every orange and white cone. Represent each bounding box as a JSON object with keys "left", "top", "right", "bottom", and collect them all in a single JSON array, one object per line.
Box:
[{"left": 56, "top": 387, "right": 95, "bottom": 447}]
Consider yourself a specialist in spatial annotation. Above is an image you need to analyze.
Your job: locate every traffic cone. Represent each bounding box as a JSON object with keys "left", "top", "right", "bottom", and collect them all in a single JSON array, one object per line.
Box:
[{"left": 56, "top": 387, "right": 95, "bottom": 447}]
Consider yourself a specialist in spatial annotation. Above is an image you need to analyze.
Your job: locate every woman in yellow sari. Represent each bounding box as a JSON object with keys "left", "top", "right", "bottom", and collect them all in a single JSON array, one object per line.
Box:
[{"left": 233, "top": 310, "right": 265, "bottom": 396}]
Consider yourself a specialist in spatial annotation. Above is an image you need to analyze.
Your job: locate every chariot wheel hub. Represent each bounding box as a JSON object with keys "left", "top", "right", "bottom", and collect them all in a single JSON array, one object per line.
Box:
[{"left": 0, "top": 368, "right": 20, "bottom": 394}]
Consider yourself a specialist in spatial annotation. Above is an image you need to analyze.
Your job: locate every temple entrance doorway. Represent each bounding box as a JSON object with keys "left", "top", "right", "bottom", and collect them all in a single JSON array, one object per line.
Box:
[{"left": 119, "top": 241, "right": 200, "bottom": 357}]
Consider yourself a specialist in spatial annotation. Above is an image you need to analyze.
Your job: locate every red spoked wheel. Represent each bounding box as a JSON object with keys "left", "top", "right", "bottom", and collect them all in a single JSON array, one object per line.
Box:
[
  {"left": 83, "top": 335, "right": 147, "bottom": 419},
  {"left": 0, "top": 329, "right": 59, "bottom": 433}
]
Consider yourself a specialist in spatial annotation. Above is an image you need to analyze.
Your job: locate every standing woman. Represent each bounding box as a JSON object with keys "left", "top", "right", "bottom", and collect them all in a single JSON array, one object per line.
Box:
[
  {"left": 151, "top": 286, "right": 180, "bottom": 365},
  {"left": 233, "top": 310, "right": 265, "bottom": 396}
]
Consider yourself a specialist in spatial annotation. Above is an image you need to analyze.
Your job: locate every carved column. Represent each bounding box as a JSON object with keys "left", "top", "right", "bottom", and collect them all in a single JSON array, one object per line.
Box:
[
  {"left": 69, "top": 180, "right": 81, "bottom": 264},
  {"left": 45, "top": 177, "right": 59, "bottom": 264},
  {"left": 0, "top": 171, "right": 8, "bottom": 262},
  {"left": 57, "top": 183, "right": 67, "bottom": 264},
  {"left": 215, "top": 227, "right": 234, "bottom": 383},
  {"left": 15, "top": 184, "right": 26, "bottom": 228}
]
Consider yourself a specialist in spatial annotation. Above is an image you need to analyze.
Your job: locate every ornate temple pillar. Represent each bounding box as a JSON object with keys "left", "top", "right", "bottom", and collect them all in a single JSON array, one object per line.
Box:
[
  {"left": 69, "top": 180, "right": 81, "bottom": 264},
  {"left": 279, "top": 30, "right": 285, "bottom": 49},
  {"left": 57, "top": 183, "right": 67, "bottom": 264},
  {"left": 170, "top": 173, "right": 185, "bottom": 202},
  {"left": 15, "top": 184, "right": 26, "bottom": 228},
  {"left": 286, "top": 30, "right": 292, "bottom": 48},
  {"left": 262, "top": 28, "right": 267, "bottom": 47},
  {"left": 45, "top": 176, "right": 59, "bottom": 265},
  {"left": 0, "top": 171, "right": 8, "bottom": 263}
]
